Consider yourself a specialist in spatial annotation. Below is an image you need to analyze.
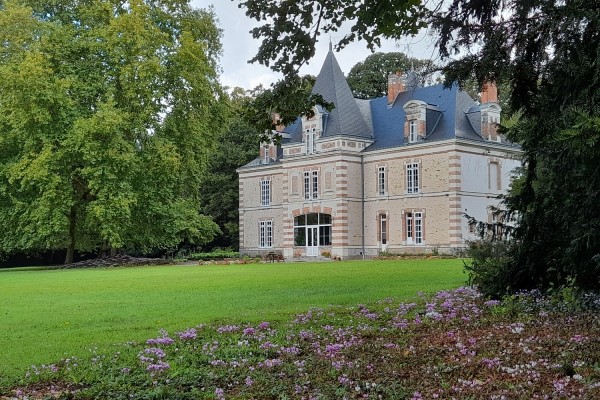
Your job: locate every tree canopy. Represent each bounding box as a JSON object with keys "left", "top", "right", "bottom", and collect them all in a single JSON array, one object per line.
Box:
[
  {"left": 346, "top": 52, "right": 435, "bottom": 99},
  {"left": 0, "top": 0, "right": 228, "bottom": 263},
  {"left": 198, "top": 89, "right": 262, "bottom": 251},
  {"left": 239, "top": 0, "right": 600, "bottom": 294}
]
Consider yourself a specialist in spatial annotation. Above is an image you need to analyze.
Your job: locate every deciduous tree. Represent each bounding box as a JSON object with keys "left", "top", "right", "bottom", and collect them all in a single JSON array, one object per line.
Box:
[
  {"left": 346, "top": 52, "right": 435, "bottom": 99},
  {"left": 0, "top": 0, "right": 226, "bottom": 263}
]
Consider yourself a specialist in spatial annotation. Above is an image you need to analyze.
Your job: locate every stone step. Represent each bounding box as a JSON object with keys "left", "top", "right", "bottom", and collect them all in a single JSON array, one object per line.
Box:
[{"left": 290, "top": 256, "right": 333, "bottom": 262}]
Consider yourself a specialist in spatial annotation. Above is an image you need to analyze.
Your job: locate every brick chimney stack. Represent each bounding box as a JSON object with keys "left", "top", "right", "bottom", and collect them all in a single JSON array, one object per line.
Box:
[
  {"left": 481, "top": 82, "right": 498, "bottom": 104},
  {"left": 387, "top": 71, "right": 405, "bottom": 105}
]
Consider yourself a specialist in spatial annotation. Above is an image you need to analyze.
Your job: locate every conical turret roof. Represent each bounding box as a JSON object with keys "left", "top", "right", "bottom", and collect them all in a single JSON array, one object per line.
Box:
[{"left": 311, "top": 45, "right": 372, "bottom": 138}]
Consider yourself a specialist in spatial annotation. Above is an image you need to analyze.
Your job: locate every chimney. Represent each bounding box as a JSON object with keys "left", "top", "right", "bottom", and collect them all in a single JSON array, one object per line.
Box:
[
  {"left": 272, "top": 112, "right": 285, "bottom": 131},
  {"left": 481, "top": 82, "right": 498, "bottom": 104},
  {"left": 480, "top": 81, "right": 501, "bottom": 142},
  {"left": 387, "top": 71, "right": 405, "bottom": 105}
]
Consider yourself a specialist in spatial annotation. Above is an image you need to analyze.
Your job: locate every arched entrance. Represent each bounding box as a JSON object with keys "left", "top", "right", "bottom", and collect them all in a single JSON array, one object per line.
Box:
[{"left": 294, "top": 213, "right": 332, "bottom": 256}]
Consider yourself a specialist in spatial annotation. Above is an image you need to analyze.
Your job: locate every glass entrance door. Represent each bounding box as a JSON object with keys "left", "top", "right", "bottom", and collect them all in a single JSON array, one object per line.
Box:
[{"left": 306, "top": 226, "right": 319, "bottom": 256}]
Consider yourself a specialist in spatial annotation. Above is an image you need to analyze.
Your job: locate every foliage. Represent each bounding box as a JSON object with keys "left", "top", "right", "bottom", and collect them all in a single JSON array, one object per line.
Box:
[
  {"left": 188, "top": 250, "right": 240, "bottom": 260},
  {"left": 242, "top": 75, "right": 333, "bottom": 143},
  {"left": 0, "top": 0, "right": 226, "bottom": 263},
  {"left": 239, "top": 0, "right": 600, "bottom": 293},
  {"left": 463, "top": 239, "right": 517, "bottom": 298},
  {"left": 433, "top": 0, "right": 600, "bottom": 293},
  {"left": 6, "top": 287, "right": 600, "bottom": 398},
  {"left": 0, "top": 259, "right": 464, "bottom": 381},
  {"left": 199, "top": 92, "right": 262, "bottom": 250},
  {"left": 239, "top": 0, "right": 426, "bottom": 77},
  {"left": 346, "top": 52, "right": 436, "bottom": 99}
]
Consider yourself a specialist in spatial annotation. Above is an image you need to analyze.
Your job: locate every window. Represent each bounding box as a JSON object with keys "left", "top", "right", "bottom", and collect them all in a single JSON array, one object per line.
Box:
[
  {"left": 263, "top": 145, "right": 270, "bottom": 164},
  {"left": 489, "top": 161, "right": 500, "bottom": 191},
  {"left": 414, "top": 212, "right": 423, "bottom": 244},
  {"left": 304, "top": 170, "right": 318, "bottom": 200},
  {"left": 406, "top": 163, "right": 419, "bottom": 194},
  {"left": 405, "top": 212, "right": 423, "bottom": 245},
  {"left": 380, "top": 214, "right": 387, "bottom": 245},
  {"left": 306, "top": 130, "right": 317, "bottom": 154},
  {"left": 259, "top": 220, "right": 273, "bottom": 248},
  {"left": 378, "top": 166, "right": 386, "bottom": 195},
  {"left": 294, "top": 213, "right": 332, "bottom": 247},
  {"left": 409, "top": 120, "right": 417, "bottom": 143},
  {"left": 260, "top": 179, "right": 271, "bottom": 206}
]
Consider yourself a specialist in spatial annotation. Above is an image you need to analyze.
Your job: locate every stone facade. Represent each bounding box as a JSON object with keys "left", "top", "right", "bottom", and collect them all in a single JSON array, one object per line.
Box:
[{"left": 238, "top": 49, "right": 521, "bottom": 259}]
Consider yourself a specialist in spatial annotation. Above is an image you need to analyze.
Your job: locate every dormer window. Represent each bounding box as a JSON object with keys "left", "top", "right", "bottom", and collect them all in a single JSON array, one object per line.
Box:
[
  {"left": 409, "top": 121, "right": 417, "bottom": 143},
  {"left": 480, "top": 103, "right": 502, "bottom": 142},
  {"left": 403, "top": 100, "right": 427, "bottom": 144},
  {"left": 262, "top": 144, "right": 270, "bottom": 164},
  {"left": 306, "top": 130, "right": 317, "bottom": 155}
]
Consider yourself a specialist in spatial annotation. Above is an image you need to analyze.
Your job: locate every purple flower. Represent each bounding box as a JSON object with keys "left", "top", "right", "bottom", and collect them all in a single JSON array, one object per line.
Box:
[
  {"left": 243, "top": 327, "right": 256, "bottom": 336},
  {"left": 146, "top": 361, "right": 170, "bottom": 372},
  {"left": 144, "top": 347, "right": 166, "bottom": 359},
  {"left": 177, "top": 328, "right": 197, "bottom": 340},
  {"left": 484, "top": 299, "right": 501, "bottom": 307},
  {"left": 146, "top": 330, "right": 174, "bottom": 346},
  {"left": 258, "top": 358, "right": 283, "bottom": 368},
  {"left": 217, "top": 325, "right": 239, "bottom": 334},
  {"left": 258, "top": 321, "right": 270, "bottom": 330}
]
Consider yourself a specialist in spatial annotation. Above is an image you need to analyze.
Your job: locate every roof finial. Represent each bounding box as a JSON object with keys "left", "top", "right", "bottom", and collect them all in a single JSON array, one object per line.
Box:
[{"left": 329, "top": 38, "right": 333, "bottom": 52}]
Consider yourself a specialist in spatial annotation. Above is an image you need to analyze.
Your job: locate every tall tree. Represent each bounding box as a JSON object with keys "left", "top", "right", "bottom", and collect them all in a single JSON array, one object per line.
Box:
[
  {"left": 239, "top": 0, "right": 600, "bottom": 293},
  {"left": 0, "top": 0, "right": 226, "bottom": 263},
  {"left": 346, "top": 52, "right": 435, "bottom": 99},
  {"left": 199, "top": 89, "right": 262, "bottom": 250}
]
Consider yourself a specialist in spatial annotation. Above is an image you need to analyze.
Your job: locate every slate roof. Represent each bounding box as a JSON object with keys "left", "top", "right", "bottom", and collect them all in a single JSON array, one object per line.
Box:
[
  {"left": 365, "top": 84, "right": 486, "bottom": 151},
  {"left": 249, "top": 48, "right": 516, "bottom": 168},
  {"left": 308, "top": 45, "right": 372, "bottom": 139}
]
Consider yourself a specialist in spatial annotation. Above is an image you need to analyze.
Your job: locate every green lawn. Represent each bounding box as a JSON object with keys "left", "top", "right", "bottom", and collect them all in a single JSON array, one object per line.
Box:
[{"left": 0, "top": 259, "right": 465, "bottom": 382}]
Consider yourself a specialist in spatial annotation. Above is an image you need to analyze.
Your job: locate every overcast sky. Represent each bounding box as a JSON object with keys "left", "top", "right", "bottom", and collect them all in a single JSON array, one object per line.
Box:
[{"left": 191, "top": 1, "right": 439, "bottom": 90}]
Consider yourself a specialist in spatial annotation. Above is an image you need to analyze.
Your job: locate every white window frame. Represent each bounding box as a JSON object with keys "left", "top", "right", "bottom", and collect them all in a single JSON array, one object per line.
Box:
[
  {"left": 409, "top": 120, "right": 417, "bottom": 143},
  {"left": 263, "top": 144, "right": 270, "bottom": 164},
  {"left": 260, "top": 178, "right": 271, "bottom": 206},
  {"left": 380, "top": 214, "right": 387, "bottom": 245},
  {"left": 378, "top": 166, "right": 386, "bottom": 195},
  {"left": 259, "top": 220, "right": 273, "bottom": 248},
  {"left": 304, "top": 170, "right": 318, "bottom": 200},
  {"left": 306, "top": 130, "right": 317, "bottom": 155},
  {"left": 406, "top": 163, "right": 420, "bottom": 194},
  {"left": 405, "top": 211, "right": 424, "bottom": 245},
  {"left": 414, "top": 212, "right": 423, "bottom": 244}
]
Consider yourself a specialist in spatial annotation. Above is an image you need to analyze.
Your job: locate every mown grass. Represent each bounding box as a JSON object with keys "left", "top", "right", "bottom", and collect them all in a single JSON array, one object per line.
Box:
[{"left": 0, "top": 259, "right": 465, "bottom": 384}]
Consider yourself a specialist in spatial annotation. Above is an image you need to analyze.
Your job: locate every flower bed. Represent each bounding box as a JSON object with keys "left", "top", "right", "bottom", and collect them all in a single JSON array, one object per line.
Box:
[{"left": 7, "top": 288, "right": 600, "bottom": 399}]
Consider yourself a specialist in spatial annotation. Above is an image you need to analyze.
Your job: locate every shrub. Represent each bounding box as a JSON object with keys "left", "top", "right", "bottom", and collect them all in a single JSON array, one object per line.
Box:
[
  {"left": 464, "top": 239, "right": 516, "bottom": 298},
  {"left": 188, "top": 250, "right": 239, "bottom": 261}
]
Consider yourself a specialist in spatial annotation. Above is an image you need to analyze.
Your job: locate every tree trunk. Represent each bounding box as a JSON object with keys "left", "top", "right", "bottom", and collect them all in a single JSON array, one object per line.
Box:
[{"left": 64, "top": 206, "right": 76, "bottom": 264}]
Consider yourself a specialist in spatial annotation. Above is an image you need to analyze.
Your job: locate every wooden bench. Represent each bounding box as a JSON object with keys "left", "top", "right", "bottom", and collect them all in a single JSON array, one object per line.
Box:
[{"left": 266, "top": 252, "right": 284, "bottom": 263}]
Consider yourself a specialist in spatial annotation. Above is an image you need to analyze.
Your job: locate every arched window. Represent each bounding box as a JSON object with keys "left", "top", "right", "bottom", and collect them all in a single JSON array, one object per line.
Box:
[{"left": 293, "top": 213, "right": 332, "bottom": 247}]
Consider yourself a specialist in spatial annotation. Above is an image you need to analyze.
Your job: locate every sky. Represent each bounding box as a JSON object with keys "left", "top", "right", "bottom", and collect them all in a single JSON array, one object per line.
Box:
[{"left": 191, "top": 1, "right": 439, "bottom": 90}]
